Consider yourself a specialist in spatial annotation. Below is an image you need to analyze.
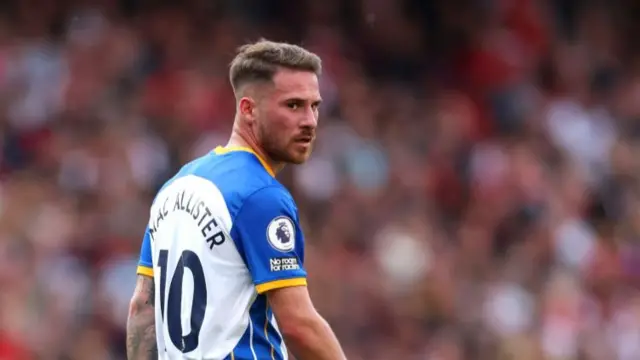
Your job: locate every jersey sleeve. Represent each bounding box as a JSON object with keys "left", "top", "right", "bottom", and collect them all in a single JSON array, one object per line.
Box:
[
  {"left": 136, "top": 227, "right": 154, "bottom": 277},
  {"left": 231, "top": 186, "right": 307, "bottom": 294}
]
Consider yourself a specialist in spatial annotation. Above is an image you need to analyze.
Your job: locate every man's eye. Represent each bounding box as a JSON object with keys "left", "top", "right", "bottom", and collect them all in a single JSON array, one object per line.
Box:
[{"left": 287, "top": 103, "right": 299, "bottom": 110}]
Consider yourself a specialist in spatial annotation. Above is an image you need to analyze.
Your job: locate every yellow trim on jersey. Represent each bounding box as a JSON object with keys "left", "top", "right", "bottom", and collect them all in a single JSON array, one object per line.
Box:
[
  {"left": 255, "top": 278, "right": 307, "bottom": 294},
  {"left": 231, "top": 351, "right": 235, "bottom": 360},
  {"left": 214, "top": 146, "right": 275, "bottom": 177},
  {"left": 137, "top": 265, "right": 154, "bottom": 277}
]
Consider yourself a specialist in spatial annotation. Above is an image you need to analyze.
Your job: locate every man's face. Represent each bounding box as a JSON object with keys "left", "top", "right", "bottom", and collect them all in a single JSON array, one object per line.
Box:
[{"left": 255, "top": 69, "right": 322, "bottom": 165}]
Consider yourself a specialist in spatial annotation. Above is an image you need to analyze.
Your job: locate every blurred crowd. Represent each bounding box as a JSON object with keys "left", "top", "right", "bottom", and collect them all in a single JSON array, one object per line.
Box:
[{"left": 1, "top": 0, "right": 640, "bottom": 359}]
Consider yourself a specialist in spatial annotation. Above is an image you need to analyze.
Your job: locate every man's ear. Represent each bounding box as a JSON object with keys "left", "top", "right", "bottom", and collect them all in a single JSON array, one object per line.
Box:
[{"left": 239, "top": 97, "right": 256, "bottom": 124}]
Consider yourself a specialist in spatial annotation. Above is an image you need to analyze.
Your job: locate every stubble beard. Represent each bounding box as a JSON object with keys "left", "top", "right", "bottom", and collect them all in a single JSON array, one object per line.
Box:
[{"left": 258, "top": 123, "right": 295, "bottom": 165}]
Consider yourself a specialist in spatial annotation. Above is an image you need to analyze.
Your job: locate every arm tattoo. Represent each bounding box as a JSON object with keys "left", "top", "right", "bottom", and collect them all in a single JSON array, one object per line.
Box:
[{"left": 126, "top": 275, "right": 158, "bottom": 360}]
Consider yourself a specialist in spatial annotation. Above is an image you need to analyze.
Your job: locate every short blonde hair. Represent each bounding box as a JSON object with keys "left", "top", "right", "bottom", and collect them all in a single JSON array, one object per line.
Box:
[{"left": 229, "top": 39, "right": 322, "bottom": 96}]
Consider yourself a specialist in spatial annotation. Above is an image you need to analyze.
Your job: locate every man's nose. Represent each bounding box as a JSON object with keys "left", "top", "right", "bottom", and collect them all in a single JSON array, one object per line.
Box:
[{"left": 300, "top": 107, "right": 317, "bottom": 128}]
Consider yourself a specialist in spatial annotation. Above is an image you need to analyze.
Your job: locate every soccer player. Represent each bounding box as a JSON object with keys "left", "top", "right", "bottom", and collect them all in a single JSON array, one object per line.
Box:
[{"left": 126, "top": 40, "right": 347, "bottom": 360}]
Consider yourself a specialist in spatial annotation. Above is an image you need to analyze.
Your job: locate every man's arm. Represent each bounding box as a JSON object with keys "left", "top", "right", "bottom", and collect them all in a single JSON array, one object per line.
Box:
[
  {"left": 267, "top": 286, "right": 346, "bottom": 360},
  {"left": 126, "top": 275, "right": 157, "bottom": 360},
  {"left": 230, "top": 186, "right": 346, "bottom": 358}
]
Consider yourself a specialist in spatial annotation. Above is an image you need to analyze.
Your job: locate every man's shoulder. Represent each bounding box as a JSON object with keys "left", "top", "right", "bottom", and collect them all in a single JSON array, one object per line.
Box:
[
  {"left": 241, "top": 184, "right": 295, "bottom": 209},
  {"left": 154, "top": 151, "right": 296, "bottom": 219},
  {"left": 231, "top": 182, "right": 298, "bottom": 231},
  {"left": 193, "top": 152, "right": 294, "bottom": 218},
  {"left": 169, "top": 151, "right": 275, "bottom": 190}
]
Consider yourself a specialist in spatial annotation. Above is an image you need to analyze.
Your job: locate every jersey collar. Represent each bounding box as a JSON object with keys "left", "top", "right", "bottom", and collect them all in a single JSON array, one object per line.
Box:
[{"left": 214, "top": 146, "right": 276, "bottom": 177}]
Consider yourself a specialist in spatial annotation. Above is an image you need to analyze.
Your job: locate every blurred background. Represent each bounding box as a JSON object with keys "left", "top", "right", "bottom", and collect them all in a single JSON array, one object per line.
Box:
[{"left": 1, "top": 0, "right": 640, "bottom": 359}]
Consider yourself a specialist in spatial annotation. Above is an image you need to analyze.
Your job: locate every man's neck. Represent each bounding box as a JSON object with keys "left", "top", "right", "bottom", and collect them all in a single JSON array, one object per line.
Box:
[{"left": 226, "top": 130, "right": 284, "bottom": 174}]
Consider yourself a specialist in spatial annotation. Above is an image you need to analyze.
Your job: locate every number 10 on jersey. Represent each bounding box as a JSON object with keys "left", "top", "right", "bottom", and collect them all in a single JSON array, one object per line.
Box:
[{"left": 157, "top": 249, "right": 208, "bottom": 353}]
